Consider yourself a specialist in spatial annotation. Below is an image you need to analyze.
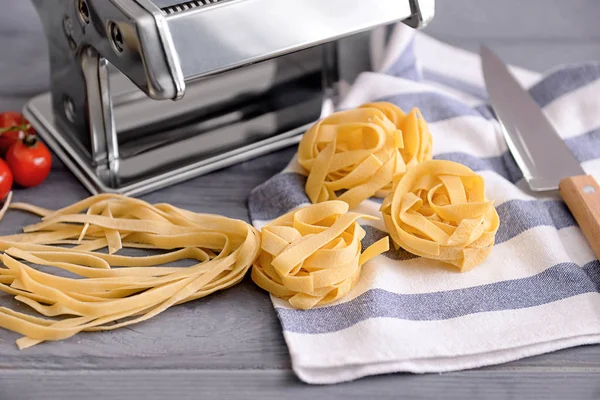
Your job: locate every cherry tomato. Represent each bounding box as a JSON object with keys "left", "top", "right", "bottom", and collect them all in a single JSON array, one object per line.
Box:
[
  {"left": 6, "top": 136, "right": 52, "bottom": 188},
  {"left": 0, "top": 111, "right": 31, "bottom": 157},
  {"left": 0, "top": 158, "right": 13, "bottom": 200}
]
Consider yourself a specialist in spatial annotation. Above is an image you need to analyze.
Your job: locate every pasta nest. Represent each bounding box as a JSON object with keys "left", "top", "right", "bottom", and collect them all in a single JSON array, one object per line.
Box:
[
  {"left": 298, "top": 102, "right": 433, "bottom": 209},
  {"left": 0, "top": 194, "right": 261, "bottom": 349},
  {"left": 381, "top": 160, "right": 500, "bottom": 272},
  {"left": 251, "top": 201, "right": 389, "bottom": 310}
]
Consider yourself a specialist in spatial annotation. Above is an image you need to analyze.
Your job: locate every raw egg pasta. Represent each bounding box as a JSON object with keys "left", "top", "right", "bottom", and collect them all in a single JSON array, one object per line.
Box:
[
  {"left": 251, "top": 201, "right": 389, "bottom": 310},
  {"left": 381, "top": 160, "right": 499, "bottom": 271},
  {"left": 0, "top": 194, "right": 261, "bottom": 349},
  {"left": 298, "top": 102, "right": 432, "bottom": 209}
]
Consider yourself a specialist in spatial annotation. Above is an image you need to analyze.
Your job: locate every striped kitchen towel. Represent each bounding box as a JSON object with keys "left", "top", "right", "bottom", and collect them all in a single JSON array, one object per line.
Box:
[{"left": 248, "top": 23, "right": 600, "bottom": 384}]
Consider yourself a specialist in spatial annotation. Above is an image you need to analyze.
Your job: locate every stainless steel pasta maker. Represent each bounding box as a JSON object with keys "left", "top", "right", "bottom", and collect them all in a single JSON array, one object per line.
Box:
[{"left": 25, "top": 0, "right": 434, "bottom": 195}]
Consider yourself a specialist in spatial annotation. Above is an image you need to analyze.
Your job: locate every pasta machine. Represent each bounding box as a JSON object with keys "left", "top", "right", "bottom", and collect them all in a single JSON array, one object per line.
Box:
[{"left": 25, "top": 0, "right": 435, "bottom": 195}]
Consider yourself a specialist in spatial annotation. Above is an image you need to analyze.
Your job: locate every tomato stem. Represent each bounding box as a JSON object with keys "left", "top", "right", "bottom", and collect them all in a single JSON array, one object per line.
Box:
[
  {"left": 23, "top": 134, "right": 38, "bottom": 147},
  {"left": 0, "top": 124, "right": 30, "bottom": 135}
]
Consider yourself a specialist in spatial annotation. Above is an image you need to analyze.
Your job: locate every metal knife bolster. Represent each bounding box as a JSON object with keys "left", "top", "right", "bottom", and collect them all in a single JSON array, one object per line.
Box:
[{"left": 480, "top": 46, "right": 585, "bottom": 191}]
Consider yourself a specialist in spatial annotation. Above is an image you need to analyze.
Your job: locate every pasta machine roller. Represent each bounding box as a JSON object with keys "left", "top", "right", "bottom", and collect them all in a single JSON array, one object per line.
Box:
[{"left": 25, "top": 0, "right": 435, "bottom": 195}]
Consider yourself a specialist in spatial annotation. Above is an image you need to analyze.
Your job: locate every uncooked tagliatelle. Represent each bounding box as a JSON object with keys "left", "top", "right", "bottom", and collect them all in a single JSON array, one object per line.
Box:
[
  {"left": 298, "top": 102, "right": 433, "bottom": 209},
  {"left": 381, "top": 160, "right": 500, "bottom": 271},
  {"left": 0, "top": 194, "right": 261, "bottom": 349},
  {"left": 251, "top": 201, "right": 389, "bottom": 310}
]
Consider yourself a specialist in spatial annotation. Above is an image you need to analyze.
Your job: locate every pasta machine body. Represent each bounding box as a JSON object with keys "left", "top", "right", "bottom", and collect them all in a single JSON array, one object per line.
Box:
[{"left": 25, "top": 0, "right": 434, "bottom": 195}]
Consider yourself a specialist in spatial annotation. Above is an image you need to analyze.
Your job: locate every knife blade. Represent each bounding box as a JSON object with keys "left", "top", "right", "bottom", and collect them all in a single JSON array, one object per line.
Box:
[
  {"left": 480, "top": 45, "right": 584, "bottom": 191},
  {"left": 480, "top": 45, "right": 600, "bottom": 260}
]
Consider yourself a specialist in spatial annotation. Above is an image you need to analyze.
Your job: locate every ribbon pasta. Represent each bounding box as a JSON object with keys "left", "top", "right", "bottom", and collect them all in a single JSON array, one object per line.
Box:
[
  {"left": 381, "top": 160, "right": 500, "bottom": 271},
  {"left": 0, "top": 194, "right": 261, "bottom": 349},
  {"left": 251, "top": 201, "right": 389, "bottom": 310},
  {"left": 298, "top": 102, "right": 433, "bottom": 209},
  {"left": 0, "top": 101, "right": 503, "bottom": 347}
]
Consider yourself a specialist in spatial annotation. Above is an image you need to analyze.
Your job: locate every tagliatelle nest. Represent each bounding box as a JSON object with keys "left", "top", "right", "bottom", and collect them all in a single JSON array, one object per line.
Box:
[
  {"left": 381, "top": 160, "right": 500, "bottom": 272},
  {"left": 298, "top": 102, "right": 433, "bottom": 209},
  {"left": 0, "top": 194, "right": 261, "bottom": 349},
  {"left": 251, "top": 201, "right": 389, "bottom": 310}
]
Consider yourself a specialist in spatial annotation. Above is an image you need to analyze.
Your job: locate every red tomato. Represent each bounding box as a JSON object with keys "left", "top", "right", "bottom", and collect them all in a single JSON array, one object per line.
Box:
[
  {"left": 6, "top": 136, "right": 52, "bottom": 188},
  {"left": 0, "top": 158, "right": 13, "bottom": 200},
  {"left": 0, "top": 111, "right": 31, "bottom": 157}
]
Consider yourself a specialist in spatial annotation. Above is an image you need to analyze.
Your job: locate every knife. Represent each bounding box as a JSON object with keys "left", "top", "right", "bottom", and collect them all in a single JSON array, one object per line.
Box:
[{"left": 480, "top": 45, "right": 600, "bottom": 260}]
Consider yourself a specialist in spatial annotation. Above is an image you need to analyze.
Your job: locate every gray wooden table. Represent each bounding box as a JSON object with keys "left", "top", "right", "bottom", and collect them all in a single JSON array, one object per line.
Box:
[{"left": 1, "top": 1, "right": 600, "bottom": 399}]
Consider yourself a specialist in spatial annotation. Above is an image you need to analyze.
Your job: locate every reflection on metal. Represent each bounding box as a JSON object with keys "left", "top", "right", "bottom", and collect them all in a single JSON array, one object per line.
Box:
[
  {"left": 160, "top": 0, "right": 231, "bottom": 15},
  {"left": 26, "top": 0, "right": 434, "bottom": 195}
]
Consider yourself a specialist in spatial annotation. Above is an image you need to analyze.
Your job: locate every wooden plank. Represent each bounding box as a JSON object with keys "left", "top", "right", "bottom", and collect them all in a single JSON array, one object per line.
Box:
[
  {"left": 424, "top": 0, "right": 600, "bottom": 72},
  {"left": 1, "top": 369, "right": 600, "bottom": 400},
  {"left": 438, "top": 40, "right": 600, "bottom": 72},
  {"left": 0, "top": 1, "right": 48, "bottom": 104},
  {"left": 425, "top": 0, "right": 600, "bottom": 40}
]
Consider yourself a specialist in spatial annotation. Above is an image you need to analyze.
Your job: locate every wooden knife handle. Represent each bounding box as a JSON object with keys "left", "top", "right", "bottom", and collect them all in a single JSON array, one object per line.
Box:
[{"left": 559, "top": 175, "right": 600, "bottom": 260}]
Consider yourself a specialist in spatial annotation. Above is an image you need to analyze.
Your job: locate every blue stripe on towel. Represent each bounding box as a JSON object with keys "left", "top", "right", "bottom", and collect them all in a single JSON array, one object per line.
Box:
[
  {"left": 486, "top": 200, "right": 574, "bottom": 244},
  {"left": 359, "top": 199, "right": 575, "bottom": 261},
  {"left": 420, "top": 64, "right": 600, "bottom": 105},
  {"left": 384, "top": 38, "right": 600, "bottom": 109},
  {"left": 381, "top": 66, "right": 600, "bottom": 123},
  {"left": 360, "top": 196, "right": 575, "bottom": 259},
  {"left": 566, "top": 126, "right": 600, "bottom": 162},
  {"left": 379, "top": 92, "right": 493, "bottom": 122},
  {"left": 249, "top": 172, "right": 309, "bottom": 221},
  {"left": 386, "top": 39, "right": 421, "bottom": 82},
  {"left": 384, "top": 50, "right": 600, "bottom": 121},
  {"left": 423, "top": 69, "right": 489, "bottom": 101},
  {"left": 437, "top": 126, "right": 600, "bottom": 183},
  {"left": 276, "top": 260, "right": 600, "bottom": 334},
  {"left": 432, "top": 152, "right": 519, "bottom": 182},
  {"left": 529, "top": 63, "right": 600, "bottom": 108}
]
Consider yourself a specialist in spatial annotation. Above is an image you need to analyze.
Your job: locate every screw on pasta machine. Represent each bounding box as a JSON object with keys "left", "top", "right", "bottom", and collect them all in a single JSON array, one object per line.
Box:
[
  {"left": 62, "top": 15, "right": 77, "bottom": 50},
  {"left": 78, "top": 0, "right": 90, "bottom": 24},
  {"left": 63, "top": 95, "right": 76, "bottom": 123},
  {"left": 108, "top": 21, "right": 125, "bottom": 54}
]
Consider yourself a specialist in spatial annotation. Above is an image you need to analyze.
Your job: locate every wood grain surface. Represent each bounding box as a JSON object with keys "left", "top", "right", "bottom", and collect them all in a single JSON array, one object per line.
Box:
[
  {"left": 423, "top": 0, "right": 600, "bottom": 72},
  {"left": 560, "top": 175, "right": 600, "bottom": 260},
  {"left": 2, "top": 369, "right": 600, "bottom": 400},
  {"left": 1, "top": 1, "right": 600, "bottom": 399}
]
